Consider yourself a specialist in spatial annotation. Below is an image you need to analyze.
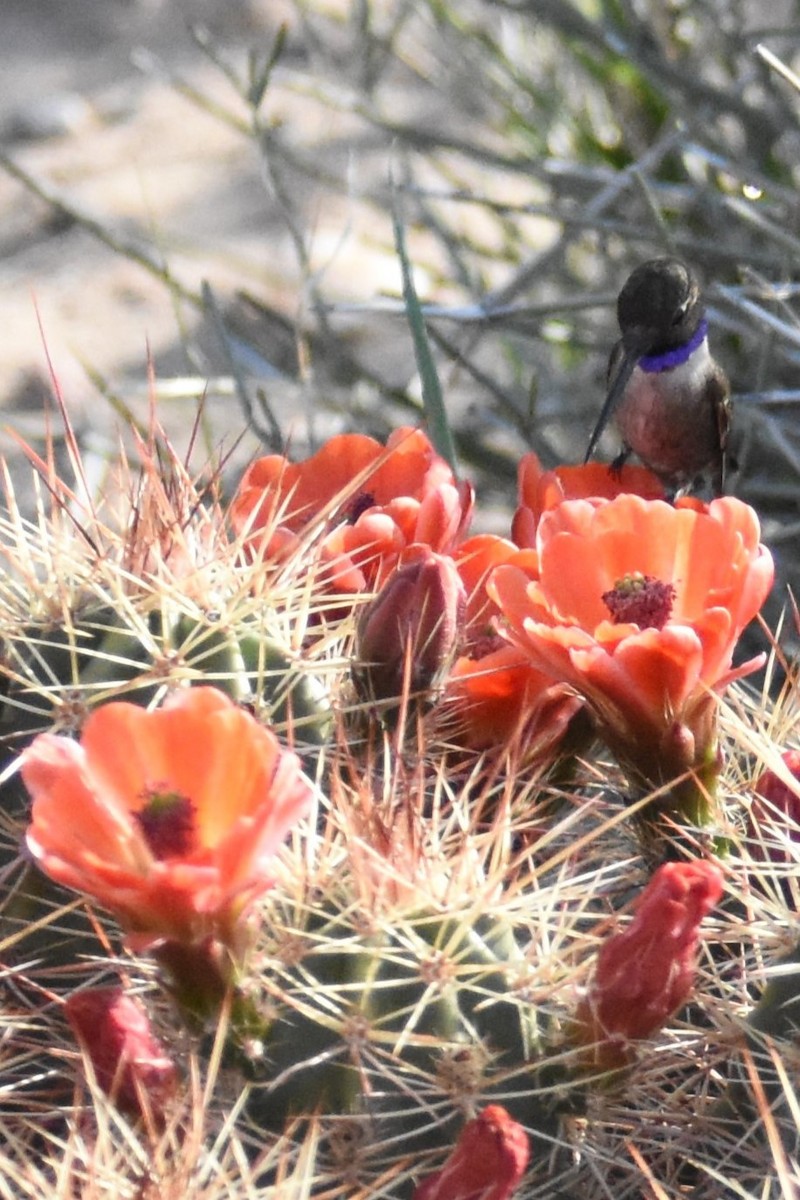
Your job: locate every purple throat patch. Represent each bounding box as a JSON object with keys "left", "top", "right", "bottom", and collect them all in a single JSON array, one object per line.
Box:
[{"left": 638, "top": 319, "right": 708, "bottom": 374}]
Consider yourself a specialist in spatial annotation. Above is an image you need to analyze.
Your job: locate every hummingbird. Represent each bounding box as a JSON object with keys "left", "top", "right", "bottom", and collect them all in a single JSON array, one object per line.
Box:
[{"left": 584, "top": 257, "right": 731, "bottom": 495}]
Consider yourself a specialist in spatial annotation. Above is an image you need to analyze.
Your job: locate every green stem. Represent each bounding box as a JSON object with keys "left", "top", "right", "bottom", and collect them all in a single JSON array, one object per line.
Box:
[
  {"left": 154, "top": 937, "right": 233, "bottom": 1027},
  {"left": 613, "top": 718, "right": 726, "bottom": 858}
]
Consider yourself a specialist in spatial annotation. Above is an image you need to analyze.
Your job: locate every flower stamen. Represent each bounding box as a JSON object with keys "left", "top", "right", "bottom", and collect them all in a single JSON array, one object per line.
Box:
[
  {"left": 342, "top": 491, "right": 376, "bottom": 524},
  {"left": 134, "top": 786, "right": 198, "bottom": 859},
  {"left": 602, "top": 571, "right": 675, "bottom": 630}
]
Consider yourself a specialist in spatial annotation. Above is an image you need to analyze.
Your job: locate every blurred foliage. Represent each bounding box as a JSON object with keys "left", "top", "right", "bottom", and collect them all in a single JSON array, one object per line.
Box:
[{"left": 2, "top": 0, "right": 799, "bottom": 630}]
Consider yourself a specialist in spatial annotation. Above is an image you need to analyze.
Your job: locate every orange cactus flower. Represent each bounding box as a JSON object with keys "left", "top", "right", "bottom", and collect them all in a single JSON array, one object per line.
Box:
[
  {"left": 412, "top": 1104, "right": 530, "bottom": 1200},
  {"left": 443, "top": 644, "right": 584, "bottom": 757},
  {"left": 438, "top": 534, "right": 583, "bottom": 757},
  {"left": 572, "top": 859, "right": 724, "bottom": 1072},
  {"left": 512, "top": 451, "right": 664, "bottom": 548},
  {"left": 489, "top": 495, "right": 773, "bottom": 807},
  {"left": 453, "top": 534, "right": 538, "bottom": 632},
  {"left": 22, "top": 687, "right": 313, "bottom": 952},
  {"left": 230, "top": 427, "right": 473, "bottom": 591}
]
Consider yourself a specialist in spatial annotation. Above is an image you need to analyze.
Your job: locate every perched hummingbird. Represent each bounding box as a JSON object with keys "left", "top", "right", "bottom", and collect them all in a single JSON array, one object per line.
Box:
[{"left": 584, "top": 257, "right": 731, "bottom": 495}]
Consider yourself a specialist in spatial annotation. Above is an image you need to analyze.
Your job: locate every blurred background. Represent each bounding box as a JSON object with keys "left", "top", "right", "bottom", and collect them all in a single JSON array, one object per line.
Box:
[{"left": 1, "top": 0, "right": 799, "bottom": 642}]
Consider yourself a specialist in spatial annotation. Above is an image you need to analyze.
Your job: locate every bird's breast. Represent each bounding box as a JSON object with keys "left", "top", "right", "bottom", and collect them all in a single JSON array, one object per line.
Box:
[{"left": 615, "top": 340, "right": 721, "bottom": 479}]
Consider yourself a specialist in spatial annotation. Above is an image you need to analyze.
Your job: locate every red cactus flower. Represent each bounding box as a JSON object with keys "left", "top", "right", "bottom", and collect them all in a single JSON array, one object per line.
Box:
[
  {"left": 230, "top": 427, "right": 473, "bottom": 591},
  {"left": 573, "top": 859, "right": 724, "bottom": 1071},
  {"left": 442, "top": 643, "right": 584, "bottom": 755},
  {"left": 452, "top": 535, "right": 539, "bottom": 632},
  {"left": 512, "top": 451, "right": 664, "bottom": 548},
  {"left": 435, "top": 535, "right": 583, "bottom": 757},
  {"left": 23, "top": 687, "right": 313, "bottom": 953},
  {"left": 65, "top": 986, "right": 176, "bottom": 1122},
  {"left": 412, "top": 1105, "right": 530, "bottom": 1200},
  {"left": 490, "top": 494, "right": 773, "bottom": 808}
]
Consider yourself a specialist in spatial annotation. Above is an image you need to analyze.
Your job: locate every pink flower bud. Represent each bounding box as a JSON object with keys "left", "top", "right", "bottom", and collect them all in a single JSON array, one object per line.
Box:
[
  {"left": 355, "top": 549, "right": 466, "bottom": 704},
  {"left": 573, "top": 860, "right": 724, "bottom": 1071},
  {"left": 412, "top": 1105, "right": 530, "bottom": 1200},
  {"left": 65, "top": 987, "right": 177, "bottom": 1122}
]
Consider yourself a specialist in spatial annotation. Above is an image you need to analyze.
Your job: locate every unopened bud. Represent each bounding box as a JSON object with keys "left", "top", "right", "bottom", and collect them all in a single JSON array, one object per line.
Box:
[
  {"left": 412, "top": 1104, "right": 530, "bottom": 1200},
  {"left": 749, "top": 749, "right": 800, "bottom": 869},
  {"left": 572, "top": 860, "right": 723, "bottom": 1072},
  {"left": 355, "top": 550, "right": 466, "bottom": 705},
  {"left": 65, "top": 986, "right": 177, "bottom": 1122}
]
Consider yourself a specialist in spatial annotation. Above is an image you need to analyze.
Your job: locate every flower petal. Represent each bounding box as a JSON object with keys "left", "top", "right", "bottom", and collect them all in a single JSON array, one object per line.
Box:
[{"left": 23, "top": 687, "right": 314, "bottom": 948}]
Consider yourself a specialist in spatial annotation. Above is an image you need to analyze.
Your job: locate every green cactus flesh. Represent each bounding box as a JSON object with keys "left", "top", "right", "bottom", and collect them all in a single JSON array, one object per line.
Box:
[
  {"left": 236, "top": 897, "right": 574, "bottom": 1159},
  {"left": 0, "top": 603, "right": 332, "bottom": 964}
]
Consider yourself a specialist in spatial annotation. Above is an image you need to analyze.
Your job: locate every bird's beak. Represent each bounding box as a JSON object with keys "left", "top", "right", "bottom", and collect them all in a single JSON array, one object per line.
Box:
[
  {"left": 583, "top": 346, "right": 638, "bottom": 465},
  {"left": 583, "top": 325, "right": 656, "bottom": 465}
]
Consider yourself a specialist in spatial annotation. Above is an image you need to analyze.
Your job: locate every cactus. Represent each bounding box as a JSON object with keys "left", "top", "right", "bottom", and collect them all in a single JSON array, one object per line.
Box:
[
  {"left": 244, "top": 900, "right": 558, "bottom": 1141},
  {"left": 0, "top": 431, "right": 332, "bottom": 977},
  {"left": 0, "top": 413, "right": 797, "bottom": 1200},
  {"left": 0, "top": 603, "right": 331, "bottom": 764}
]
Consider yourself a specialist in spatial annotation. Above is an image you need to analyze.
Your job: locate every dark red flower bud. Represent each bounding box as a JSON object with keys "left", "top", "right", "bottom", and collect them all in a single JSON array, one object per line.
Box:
[
  {"left": 412, "top": 1105, "right": 530, "bottom": 1200},
  {"left": 573, "top": 860, "right": 723, "bottom": 1071},
  {"left": 65, "top": 986, "right": 177, "bottom": 1122},
  {"left": 355, "top": 549, "right": 466, "bottom": 704},
  {"left": 749, "top": 750, "right": 800, "bottom": 866}
]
